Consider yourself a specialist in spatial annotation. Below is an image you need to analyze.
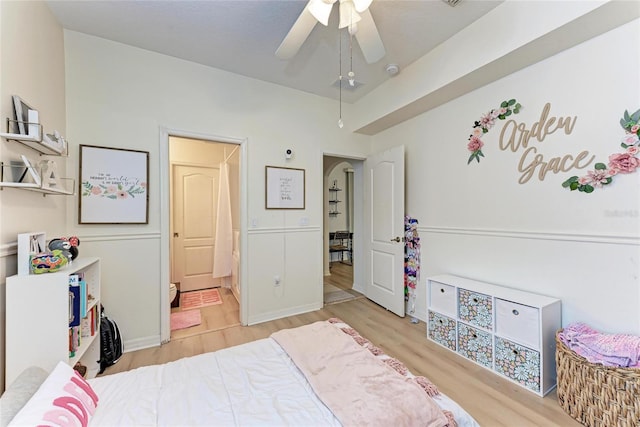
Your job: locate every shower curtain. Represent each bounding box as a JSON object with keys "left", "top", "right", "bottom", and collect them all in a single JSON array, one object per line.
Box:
[{"left": 212, "top": 161, "right": 233, "bottom": 283}]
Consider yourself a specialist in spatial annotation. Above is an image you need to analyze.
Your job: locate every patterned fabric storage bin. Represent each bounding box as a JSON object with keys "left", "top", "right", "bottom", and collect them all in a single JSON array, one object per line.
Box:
[
  {"left": 428, "top": 311, "right": 456, "bottom": 351},
  {"left": 457, "top": 323, "right": 492, "bottom": 368},
  {"left": 458, "top": 289, "right": 493, "bottom": 329},
  {"left": 494, "top": 336, "right": 541, "bottom": 393}
]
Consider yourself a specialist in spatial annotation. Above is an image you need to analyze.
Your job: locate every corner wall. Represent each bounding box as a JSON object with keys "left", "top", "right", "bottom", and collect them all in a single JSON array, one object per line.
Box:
[{"left": 0, "top": 0, "right": 67, "bottom": 393}]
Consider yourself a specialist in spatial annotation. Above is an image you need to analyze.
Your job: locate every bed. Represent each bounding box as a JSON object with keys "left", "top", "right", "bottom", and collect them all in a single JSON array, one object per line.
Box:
[{"left": 2, "top": 318, "right": 479, "bottom": 427}]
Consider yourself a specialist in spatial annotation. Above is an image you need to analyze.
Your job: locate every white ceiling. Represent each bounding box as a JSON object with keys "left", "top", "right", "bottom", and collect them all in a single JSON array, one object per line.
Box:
[{"left": 45, "top": 0, "right": 503, "bottom": 104}]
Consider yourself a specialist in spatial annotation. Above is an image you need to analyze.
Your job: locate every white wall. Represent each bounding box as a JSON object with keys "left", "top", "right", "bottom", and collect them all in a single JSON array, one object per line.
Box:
[
  {"left": 62, "top": 31, "right": 371, "bottom": 346},
  {"left": 0, "top": 0, "right": 67, "bottom": 392},
  {"left": 373, "top": 18, "right": 640, "bottom": 335}
]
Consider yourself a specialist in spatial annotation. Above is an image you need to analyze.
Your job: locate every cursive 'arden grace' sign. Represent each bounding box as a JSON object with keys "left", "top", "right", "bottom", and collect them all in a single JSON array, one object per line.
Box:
[{"left": 466, "top": 101, "right": 640, "bottom": 193}]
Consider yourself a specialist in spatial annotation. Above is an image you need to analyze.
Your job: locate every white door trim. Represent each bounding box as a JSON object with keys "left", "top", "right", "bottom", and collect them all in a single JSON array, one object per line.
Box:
[{"left": 159, "top": 127, "right": 248, "bottom": 344}]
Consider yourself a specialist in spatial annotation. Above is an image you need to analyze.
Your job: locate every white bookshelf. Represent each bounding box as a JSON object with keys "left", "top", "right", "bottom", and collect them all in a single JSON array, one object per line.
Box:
[{"left": 5, "top": 257, "right": 101, "bottom": 388}]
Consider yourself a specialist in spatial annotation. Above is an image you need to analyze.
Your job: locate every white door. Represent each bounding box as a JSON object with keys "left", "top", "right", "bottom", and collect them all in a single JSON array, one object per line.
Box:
[
  {"left": 172, "top": 165, "right": 221, "bottom": 292},
  {"left": 364, "top": 145, "right": 405, "bottom": 317}
]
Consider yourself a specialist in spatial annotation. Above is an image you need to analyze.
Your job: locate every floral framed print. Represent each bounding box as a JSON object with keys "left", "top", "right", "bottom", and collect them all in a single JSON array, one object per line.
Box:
[
  {"left": 265, "top": 166, "right": 305, "bottom": 209},
  {"left": 79, "top": 145, "right": 149, "bottom": 224}
]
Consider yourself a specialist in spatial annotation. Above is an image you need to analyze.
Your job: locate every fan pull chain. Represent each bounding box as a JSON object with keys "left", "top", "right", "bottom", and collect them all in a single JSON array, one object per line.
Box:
[
  {"left": 338, "top": 28, "right": 343, "bottom": 129},
  {"left": 348, "top": 15, "right": 355, "bottom": 86}
]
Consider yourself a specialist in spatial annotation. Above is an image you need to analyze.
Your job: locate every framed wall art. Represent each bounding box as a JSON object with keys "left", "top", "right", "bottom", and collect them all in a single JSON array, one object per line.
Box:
[
  {"left": 79, "top": 145, "right": 149, "bottom": 224},
  {"left": 265, "top": 166, "right": 305, "bottom": 209}
]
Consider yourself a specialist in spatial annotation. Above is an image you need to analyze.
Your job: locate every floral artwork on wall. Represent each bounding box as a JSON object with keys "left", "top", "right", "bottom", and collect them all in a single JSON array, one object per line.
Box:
[
  {"left": 467, "top": 99, "right": 521, "bottom": 164},
  {"left": 562, "top": 108, "right": 640, "bottom": 193},
  {"left": 79, "top": 145, "right": 149, "bottom": 223}
]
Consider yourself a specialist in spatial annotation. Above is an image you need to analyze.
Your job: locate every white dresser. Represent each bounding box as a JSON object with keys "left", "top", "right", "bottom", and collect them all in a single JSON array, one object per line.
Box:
[{"left": 426, "top": 274, "right": 561, "bottom": 396}]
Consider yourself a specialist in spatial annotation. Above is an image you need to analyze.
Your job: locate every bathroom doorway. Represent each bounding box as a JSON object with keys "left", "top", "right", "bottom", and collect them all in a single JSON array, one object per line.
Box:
[{"left": 169, "top": 136, "right": 241, "bottom": 338}]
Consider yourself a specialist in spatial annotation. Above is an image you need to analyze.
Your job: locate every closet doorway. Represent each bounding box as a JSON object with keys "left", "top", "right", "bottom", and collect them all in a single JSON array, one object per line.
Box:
[{"left": 169, "top": 136, "right": 241, "bottom": 339}]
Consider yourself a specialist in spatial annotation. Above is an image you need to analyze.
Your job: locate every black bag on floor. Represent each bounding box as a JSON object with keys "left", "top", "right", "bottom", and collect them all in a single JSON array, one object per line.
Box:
[{"left": 98, "top": 305, "right": 123, "bottom": 374}]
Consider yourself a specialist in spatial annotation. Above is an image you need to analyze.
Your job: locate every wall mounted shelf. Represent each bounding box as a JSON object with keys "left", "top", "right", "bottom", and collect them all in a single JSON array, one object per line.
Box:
[
  {"left": 0, "top": 161, "right": 75, "bottom": 196},
  {"left": 1, "top": 108, "right": 73, "bottom": 196},
  {"left": 1, "top": 118, "right": 67, "bottom": 155}
]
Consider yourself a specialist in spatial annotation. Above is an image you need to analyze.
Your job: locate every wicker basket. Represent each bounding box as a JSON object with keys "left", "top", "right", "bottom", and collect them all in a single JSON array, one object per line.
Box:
[{"left": 555, "top": 330, "right": 640, "bottom": 427}]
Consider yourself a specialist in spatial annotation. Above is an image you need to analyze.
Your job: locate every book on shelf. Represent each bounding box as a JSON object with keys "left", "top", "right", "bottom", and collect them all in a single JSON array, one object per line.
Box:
[
  {"left": 79, "top": 279, "right": 87, "bottom": 318},
  {"left": 69, "top": 285, "right": 81, "bottom": 327},
  {"left": 69, "top": 328, "right": 75, "bottom": 358},
  {"left": 81, "top": 315, "right": 91, "bottom": 338}
]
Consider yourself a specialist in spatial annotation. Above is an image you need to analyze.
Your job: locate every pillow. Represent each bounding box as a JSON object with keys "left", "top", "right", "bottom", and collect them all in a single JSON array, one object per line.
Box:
[
  {"left": 8, "top": 362, "right": 99, "bottom": 427},
  {"left": 0, "top": 366, "right": 48, "bottom": 427}
]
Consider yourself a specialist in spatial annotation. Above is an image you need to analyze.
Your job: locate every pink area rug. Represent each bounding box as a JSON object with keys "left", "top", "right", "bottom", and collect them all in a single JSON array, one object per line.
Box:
[
  {"left": 170, "top": 310, "right": 201, "bottom": 331},
  {"left": 180, "top": 288, "right": 223, "bottom": 311}
]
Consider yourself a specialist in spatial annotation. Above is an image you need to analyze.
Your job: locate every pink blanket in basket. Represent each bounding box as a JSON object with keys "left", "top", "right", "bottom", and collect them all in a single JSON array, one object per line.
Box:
[
  {"left": 271, "top": 321, "right": 449, "bottom": 427},
  {"left": 559, "top": 322, "right": 640, "bottom": 368}
]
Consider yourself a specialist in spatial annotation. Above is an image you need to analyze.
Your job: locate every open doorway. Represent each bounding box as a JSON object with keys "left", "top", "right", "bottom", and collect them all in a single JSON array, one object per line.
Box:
[
  {"left": 323, "top": 155, "right": 364, "bottom": 305},
  {"left": 168, "top": 136, "right": 241, "bottom": 339}
]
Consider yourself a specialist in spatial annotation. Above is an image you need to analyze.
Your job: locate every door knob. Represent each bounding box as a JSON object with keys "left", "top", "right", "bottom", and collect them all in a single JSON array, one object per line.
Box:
[
  {"left": 390, "top": 236, "right": 403, "bottom": 242},
  {"left": 173, "top": 232, "right": 179, "bottom": 237}
]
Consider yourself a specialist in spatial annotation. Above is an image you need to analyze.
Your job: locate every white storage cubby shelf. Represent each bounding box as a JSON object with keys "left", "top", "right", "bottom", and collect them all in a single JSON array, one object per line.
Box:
[
  {"left": 5, "top": 257, "right": 101, "bottom": 388},
  {"left": 426, "top": 274, "right": 561, "bottom": 396},
  {"left": 0, "top": 116, "right": 74, "bottom": 195}
]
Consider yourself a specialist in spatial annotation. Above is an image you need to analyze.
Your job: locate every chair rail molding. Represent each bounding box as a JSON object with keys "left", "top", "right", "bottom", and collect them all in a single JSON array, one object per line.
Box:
[{"left": 420, "top": 226, "right": 639, "bottom": 246}]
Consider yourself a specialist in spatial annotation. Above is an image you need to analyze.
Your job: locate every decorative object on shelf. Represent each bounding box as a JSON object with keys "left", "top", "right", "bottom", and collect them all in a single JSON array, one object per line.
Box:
[
  {"left": 265, "top": 165, "right": 305, "bottom": 209},
  {"left": 48, "top": 236, "right": 80, "bottom": 261},
  {"left": 38, "top": 159, "right": 61, "bottom": 191},
  {"left": 11, "top": 95, "right": 36, "bottom": 135},
  {"left": 79, "top": 145, "right": 149, "bottom": 224},
  {"left": 30, "top": 250, "right": 69, "bottom": 274},
  {"left": 466, "top": 99, "right": 521, "bottom": 164},
  {"left": 21, "top": 155, "right": 41, "bottom": 186},
  {"left": 1, "top": 155, "right": 45, "bottom": 189},
  {"left": 17, "top": 232, "right": 46, "bottom": 276},
  {"left": 562, "top": 108, "right": 640, "bottom": 194},
  {"left": 41, "top": 130, "right": 67, "bottom": 153},
  {"left": 404, "top": 215, "right": 420, "bottom": 324}
]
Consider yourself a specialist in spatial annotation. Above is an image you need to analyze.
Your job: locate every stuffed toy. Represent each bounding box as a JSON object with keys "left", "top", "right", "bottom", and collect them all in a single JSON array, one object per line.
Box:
[
  {"left": 48, "top": 236, "right": 80, "bottom": 261},
  {"left": 30, "top": 250, "right": 68, "bottom": 274}
]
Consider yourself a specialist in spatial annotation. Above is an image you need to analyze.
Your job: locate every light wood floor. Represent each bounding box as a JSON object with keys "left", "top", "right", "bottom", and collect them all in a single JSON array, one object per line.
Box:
[
  {"left": 324, "top": 262, "right": 364, "bottom": 304},
  {"left": 170, "top": 287, "right": 240, "bottom": 340},
  {"left": 105, "top": 288, "right": 580, "bottom": 426}
]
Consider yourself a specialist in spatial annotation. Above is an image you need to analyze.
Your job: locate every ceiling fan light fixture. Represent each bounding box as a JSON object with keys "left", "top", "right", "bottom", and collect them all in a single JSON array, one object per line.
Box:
[
  {"left": 338, "top": 0, "right": 361, "bottom": 29},
  {"left": 308, "top": 0, "right": 335, "bottom": 26}
]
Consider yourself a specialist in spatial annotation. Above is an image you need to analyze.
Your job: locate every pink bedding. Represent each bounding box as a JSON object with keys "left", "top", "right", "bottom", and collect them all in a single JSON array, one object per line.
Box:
[{"left": 272, "top": 320, "right": 450, "bottom": 427}]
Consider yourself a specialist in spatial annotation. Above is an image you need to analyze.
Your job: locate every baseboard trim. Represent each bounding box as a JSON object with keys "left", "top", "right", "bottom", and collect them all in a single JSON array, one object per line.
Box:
[
  {"left": 124, "top": 336, "right": 161, "bottom": 353},
  {"left": 247, "top": 302, "right": 322, "bottom": 325}
]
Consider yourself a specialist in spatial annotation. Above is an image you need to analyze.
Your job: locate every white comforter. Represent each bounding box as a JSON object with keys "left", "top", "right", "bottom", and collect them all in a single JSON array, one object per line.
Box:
[
  {"left": 88, "top": 337, "right": 478, "bottom": 426},
  {"left": 88, "top": 338, "right": 340, "bottom": 426}
]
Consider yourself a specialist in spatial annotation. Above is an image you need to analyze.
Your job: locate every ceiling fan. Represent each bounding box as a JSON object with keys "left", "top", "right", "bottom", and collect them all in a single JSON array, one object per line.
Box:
[{"left": 276, "top": 0, "right": 386, "bottom": 64}]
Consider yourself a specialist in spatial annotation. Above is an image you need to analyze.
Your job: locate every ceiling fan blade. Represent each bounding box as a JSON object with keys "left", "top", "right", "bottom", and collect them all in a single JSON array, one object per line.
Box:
[
  {"left": 275, "top": 3, "right": 319, "bottom": 60},
  {"left": 308, "top": 0, "right": 334, "bottom": 26},
  {"left": 352, "top": 0, "right": 372, "bottom": 13},
  {"left": 354, "top": 8, "right": 385, "bottom": 64}
]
